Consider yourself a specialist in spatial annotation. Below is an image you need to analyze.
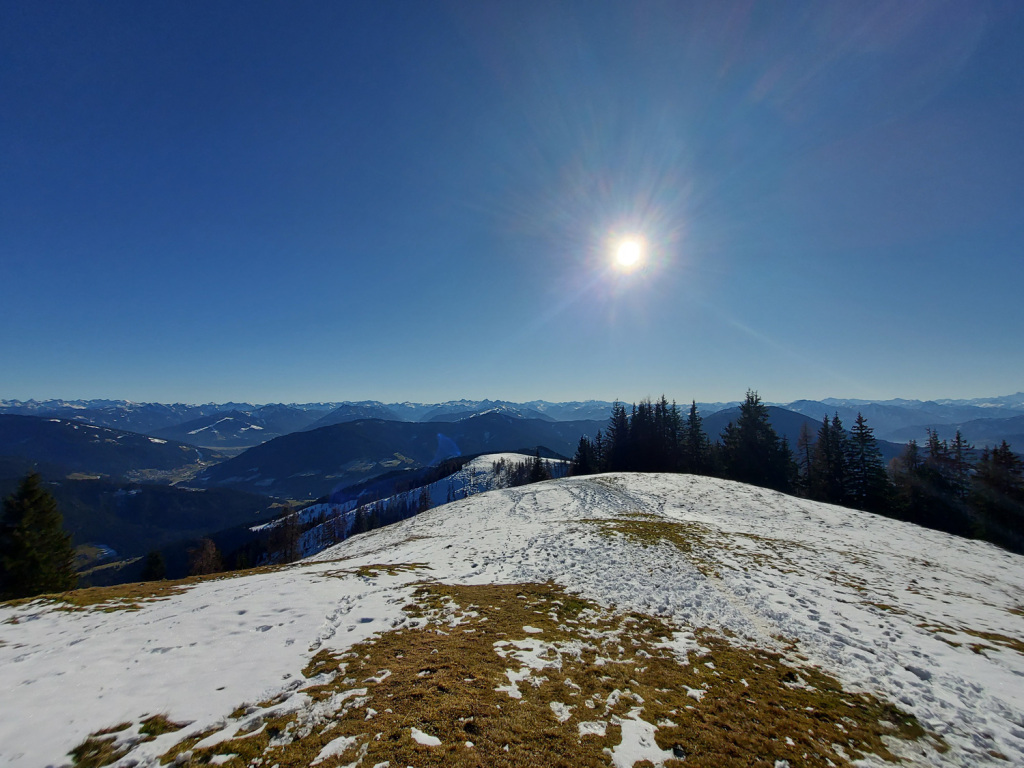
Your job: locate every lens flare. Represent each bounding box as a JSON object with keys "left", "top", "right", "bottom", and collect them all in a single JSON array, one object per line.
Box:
[{"left": 614, "top": 238, "right": 644, "bottom": 271}]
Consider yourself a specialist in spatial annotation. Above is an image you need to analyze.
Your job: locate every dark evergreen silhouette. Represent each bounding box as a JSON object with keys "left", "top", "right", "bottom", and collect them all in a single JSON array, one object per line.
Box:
[
  {"left": 970, "top": 440, "right": 1024, "bottom": 549},
  {"left": 719, "top": 391, "right": 793, "bottom": 492},
  {"left": 528, "top": 449, "right": 552, "bottom": 483},
  {"left": 606, "top": 402, "right": 631, "bottom": 472},
  {"left": 570, "top": 435, "right": 595, "bottom": 476},
  {"left": 681, "top": 401, "right": 711, "bottom": 475},
  {"left": 188, "top": 537, "right": 223, "bottom": 576},
  {"left": 269, "top": 506, "right": 301, "bottom": 563},
  {"left": 0, "top": 472, "right": 77, "bottom": 599},
  {"left": 140, "top": 550, "right": 167, "bottom": 581},
  {"left": 846, "top": 413, "right": 889, "bottom": 513},
  {"left": 810, "top": 414, "right": 850, "bottom": 505}
]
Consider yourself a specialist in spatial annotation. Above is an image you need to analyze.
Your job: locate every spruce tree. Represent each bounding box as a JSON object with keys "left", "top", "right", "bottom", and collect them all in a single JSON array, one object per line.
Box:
[
  {"left": 681, "top": 400, "right": 711, "bottom": 475},
  {"left": 0, "top": 473, "right": 77, "bottom": 600},
  {"left": 571, "top": 436, "right": 595, "bottom": 476},
  {"left": 810, "top": 414, "right": 850, "bottom": 505},
  {"left": 188, "top": 538, "right": 223, "bottom": 576},
  {"left": 949, "top": 430, "right": 973, "bottom": 501},
  {"left": 140, "top": 550, "right": 167, "bottom": 581},
  {"left": 417, "top": 486, "right": 432, "bottom": 513},
  {"left": 970, "top": 440, "right": 1024, "bottom": 547},
  {"left": 528, "top": 449, "right": 551, "bottom": 483},
  {"left": 719, "top": 391, "right": 792, "bottom": 492},
  {"left": 796, "top": 421, "right": 814, "bottom": 493},
  {"left": 606, "top": 402, "right": 631, "bottom": 472},
  {"left": 846, "top": 413, "right": 889, "bottom": 512},
  {"left": 592, "top": 429, "right": 606, "bottom": 472}
]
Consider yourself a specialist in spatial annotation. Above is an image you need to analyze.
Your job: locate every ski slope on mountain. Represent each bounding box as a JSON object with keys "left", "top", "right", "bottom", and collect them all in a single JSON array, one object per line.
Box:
[{"left": 2, "top": 472, "right": 1023, "bottom": 767}]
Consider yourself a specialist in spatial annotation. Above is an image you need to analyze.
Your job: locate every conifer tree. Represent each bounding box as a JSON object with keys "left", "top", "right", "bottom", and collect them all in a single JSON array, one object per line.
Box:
[
  {"left": 140, "top": 550, "right": 167, "bottom": 581},
  {"left": 970, "top": 440, "right": 1024, "bottom": 547},
  {"left": 681, "top": 400, "right": 711, "bottom": 475},
  {"left": 269, "top": 506, "right": 301, "bottom": 563},
  {"left": 810, "top": 414, "right": 850, "bottom": 505},
  {"left": 606, "top": 402, "right": 631, "bottom": 472},
  {"left": 592, "top": 429, "right": 607, "bottom": 472},
  {"left": 528, "top": 449, "right": 552, "bottom": 483},
  {"left": 949, "top": 430, "right": 973, "bottom": 501},
  {"left": 719, "top": 391, "right": 792, "bottom": 492},
  {"left": 571, "top": 435, "right": 595, "bottom": 476},
  {"left": 0, "top": 473, "right": 77, "bottom": 599},
  {"left": 796, "top": 421, "right": 814, "bottom": 492},
  {"left": 846, "top": 413, "right": 889, "bottom": 512},
  {"left": 892, "top": 439, "right": 927, "bottom": 525},
  {"left": 188, "top": 538, "right": 223, "bottom": 576},
  {"left": 417, "top": 486, "right": 432, "bottom": 513}
]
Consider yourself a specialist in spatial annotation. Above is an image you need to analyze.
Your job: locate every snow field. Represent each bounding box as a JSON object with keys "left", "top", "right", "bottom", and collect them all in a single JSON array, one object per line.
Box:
[{"left": 1, "top": 470, "right": 1022, "bottom": 766}]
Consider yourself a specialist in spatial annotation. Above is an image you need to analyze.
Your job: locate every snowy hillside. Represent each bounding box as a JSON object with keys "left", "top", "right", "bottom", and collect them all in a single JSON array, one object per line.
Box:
[
  {"left": 289, "top": 452, "right": 569, "bottom": 556},
  {"left": 2, "top": 473, "right": 1023, "bottom": 767}
]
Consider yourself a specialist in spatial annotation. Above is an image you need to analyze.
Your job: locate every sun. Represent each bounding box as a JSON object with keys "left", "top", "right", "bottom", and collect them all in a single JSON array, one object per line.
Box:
[{"left": 614, "top": 238, "right": 644, "bottom": 271}]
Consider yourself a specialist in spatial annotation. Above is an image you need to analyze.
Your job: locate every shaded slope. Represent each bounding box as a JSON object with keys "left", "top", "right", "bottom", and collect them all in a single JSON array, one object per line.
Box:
[
  {"left": 195, "top": 413, "right": 604, "bottom": 499},
  {"left": 0, "top": 414, "right": 220, "bottom": 480}
]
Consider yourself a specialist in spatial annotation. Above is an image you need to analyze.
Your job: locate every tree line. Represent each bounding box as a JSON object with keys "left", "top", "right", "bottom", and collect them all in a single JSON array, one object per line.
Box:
[{"left": 570, "top": 391, "right": 1024, "bottom": 554}]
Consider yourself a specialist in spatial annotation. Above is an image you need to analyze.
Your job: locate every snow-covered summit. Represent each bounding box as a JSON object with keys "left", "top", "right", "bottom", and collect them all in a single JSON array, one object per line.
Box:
[{"left": 2, "top": 472, "right": 1022, "bottom": 767}]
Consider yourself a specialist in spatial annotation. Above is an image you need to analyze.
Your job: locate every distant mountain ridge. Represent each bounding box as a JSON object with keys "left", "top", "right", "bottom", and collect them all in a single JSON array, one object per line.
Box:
[
  {"left": 194, "top": 412, "right": 605, "bottom": 499},
  {"left": 154, "top": 406, "right": 320, "bottom": 448},
  {"left": 0, "top": 414, "right": 221, "bottom": 480},
  {"left": 4, "top": 393, "right": 1024, "bottom": 451}
]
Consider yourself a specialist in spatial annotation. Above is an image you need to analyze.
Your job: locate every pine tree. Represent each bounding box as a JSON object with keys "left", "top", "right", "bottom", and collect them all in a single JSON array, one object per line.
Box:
[
  {"left": 140, "top": 550, "right": 167, "bottom": 581},
  {"left": 0, "top": 473, "right": 77, "bottom": 599},
  {"left": 417, "top": 486, "right": 432, "bottom": 513},
  {"left": 188, "top": 538, "right": 223, "bottom": 576},
  {"left": 892, "top": 439, "right": 927, "bottom": 524},
  {"left": 719, "top": 391, "right": 792, "bottom": 492},
  {"left": 606, "top": 402, "right": 631, "bottom": 472},
  {"left": 269, "top": 506, "right": 301, "bottom": 563},
  {"left": 918, "top": 429, "right": 971, "bottom": 536},
  {"left": 528, "top": 449, "right": 552, "bottom": 483},
  {"left": 570, "top": 435, "right": 595, "bottom": 476},
  {"left": 592, "top": 429, "right": 607, "bottom": 472},
  {"left": 970, "top": 440, "right": 1024, "bottom": 548},
  {"left": 948, "top": 430, "right": 973, "bottom": 501},
  {"left": 796, "top": 421, "right": 814, "bottom": 492},
  {"left": 846, "top": 413, "right": 889, "bottom": 512},
  {"left": 680, "top": 400, "right": 710, "bottom": 475},
  {"left": 810, "top": 414, "right": 849, "bottom": 505}
]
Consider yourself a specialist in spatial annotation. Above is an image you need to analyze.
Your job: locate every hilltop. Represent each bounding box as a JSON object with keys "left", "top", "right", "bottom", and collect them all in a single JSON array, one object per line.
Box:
[{"left": 2, "top": 472, "right": 1023, "bottom": 767}]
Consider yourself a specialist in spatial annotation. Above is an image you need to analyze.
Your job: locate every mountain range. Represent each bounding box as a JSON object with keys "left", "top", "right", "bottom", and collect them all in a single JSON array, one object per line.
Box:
[
  {"left": 5, "top": 393, "right": 1024, "bottom": 449},
  {"left": 193, "top": 412, "right": 606, "bottom": 500}
]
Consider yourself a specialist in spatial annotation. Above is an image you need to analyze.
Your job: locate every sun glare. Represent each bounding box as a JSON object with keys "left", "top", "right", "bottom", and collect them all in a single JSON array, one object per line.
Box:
[{"left": 614, "top": 238, "right": 644, "bottom": 271}]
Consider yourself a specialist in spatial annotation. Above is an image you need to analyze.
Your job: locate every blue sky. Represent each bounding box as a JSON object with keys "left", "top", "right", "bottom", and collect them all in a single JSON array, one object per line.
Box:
[{"left": 2, "top": 1, "right": 1022, "bottom": 405}]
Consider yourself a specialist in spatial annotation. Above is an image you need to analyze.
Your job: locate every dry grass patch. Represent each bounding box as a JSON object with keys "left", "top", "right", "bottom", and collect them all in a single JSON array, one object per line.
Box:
[
  {"left": 918, "top": 621, "right": 1024, "bottom": 658},
  {"left": 155, "top": 581, "right": 937, "bottom": 768},
  {"left": 578, "top": 517, "right": 811, "bottom": 578},
  {"left": 580, "top": 517, "right": 709, "bottom": 555},
  {"left": 2, "top": 564, "right": 291, "bottom": 612},
  {"left": 140, "top": 714, "right": 188, "bottom": 738},
  {"left": 322, "top": 563, "right": 432, "bottom": 580},
  {"left": 69, "top": 715, "right": 189, "bottom": 766},
  {"left": 69, "top": 733, "right": 131, "bottom": 768}
]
